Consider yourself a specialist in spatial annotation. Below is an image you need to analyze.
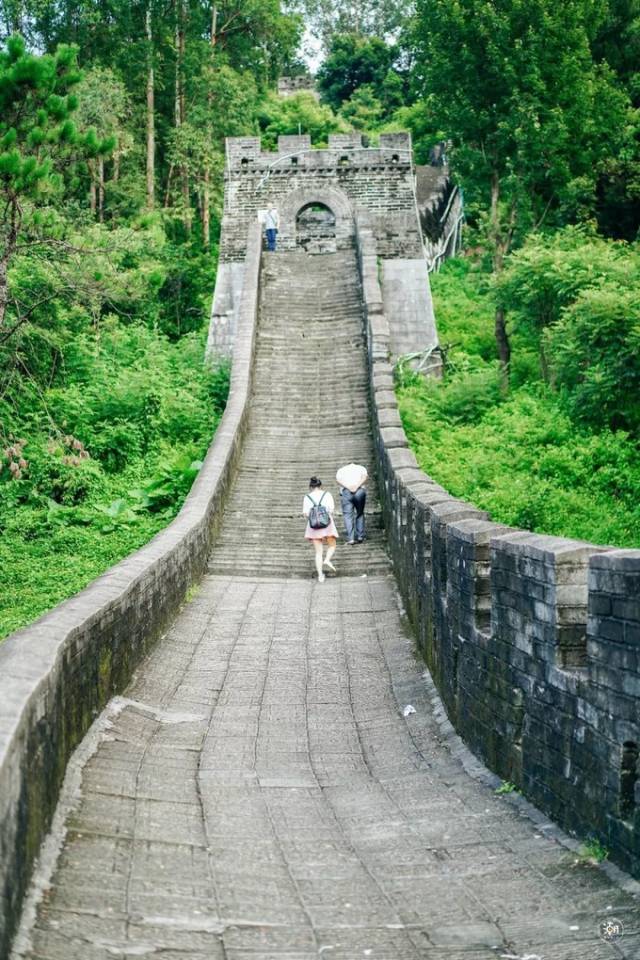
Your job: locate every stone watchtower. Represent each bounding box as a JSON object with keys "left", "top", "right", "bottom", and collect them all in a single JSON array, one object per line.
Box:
[
  {"left": 207, "top": 131, "right": 439, "bottom": 367},
  {"left": 277, "top": 76, "right": 319, "bottom": 99}
]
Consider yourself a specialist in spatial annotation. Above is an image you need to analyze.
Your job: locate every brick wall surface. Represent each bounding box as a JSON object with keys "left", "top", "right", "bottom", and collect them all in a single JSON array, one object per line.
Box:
[
  {"left": 220, "top": 133, "right": 423, "bottom": 262},
  {"left": 355, "top": 215, "right": 640, "bottom": 880},
  {"left": 0, "top": 225, "right": 264, "bottom": 960}
]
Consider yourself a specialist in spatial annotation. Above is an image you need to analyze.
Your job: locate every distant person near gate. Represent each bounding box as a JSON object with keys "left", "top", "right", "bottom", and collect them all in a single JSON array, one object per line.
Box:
[
  {"left": 264, "top": 207, "right": 280, "bottom": 252},
  {"left": 303, "top": 476, "right": 338, "bottom": 583},
  {"left": 336, "top": 463, "right": 368, "bottom": 545}
]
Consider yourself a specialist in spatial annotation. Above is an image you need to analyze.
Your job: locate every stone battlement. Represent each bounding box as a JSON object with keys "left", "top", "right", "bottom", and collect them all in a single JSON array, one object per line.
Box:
[{"left": 225, "top": 132, "right": 413, "bottom": 171}]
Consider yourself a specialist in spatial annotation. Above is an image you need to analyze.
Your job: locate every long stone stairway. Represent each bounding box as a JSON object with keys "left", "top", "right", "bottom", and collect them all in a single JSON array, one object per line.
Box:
[
  {"left": 13, "top": 250, "right": 639, "bottom": 960},
  {"left": 208, "top": 250, "right": 389, "bottom": 579}
]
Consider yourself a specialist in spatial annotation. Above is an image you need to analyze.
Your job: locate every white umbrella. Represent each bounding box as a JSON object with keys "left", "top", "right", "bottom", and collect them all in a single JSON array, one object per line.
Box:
[{"left": 336, "top": 463, "right": 368, "bottom": 493}]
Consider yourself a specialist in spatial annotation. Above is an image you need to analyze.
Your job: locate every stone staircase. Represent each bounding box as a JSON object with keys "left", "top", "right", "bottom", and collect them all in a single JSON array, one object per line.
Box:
[{"left": 208, "top": 250, "right": 390, "bottom": 579}]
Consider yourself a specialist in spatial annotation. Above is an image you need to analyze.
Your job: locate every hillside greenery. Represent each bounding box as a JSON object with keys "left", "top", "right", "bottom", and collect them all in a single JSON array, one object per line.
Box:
[{"left": 397, "top": 247, "right": 640, "bottom": 547}]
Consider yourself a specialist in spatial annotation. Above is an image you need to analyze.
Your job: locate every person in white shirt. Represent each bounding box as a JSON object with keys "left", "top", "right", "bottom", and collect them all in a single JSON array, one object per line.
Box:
[
  {"left": 336, "top": 462, "right": 368, "bottom": 544},
  {"left": 264, "top": 207, "right": 280, "bottom": 251},
  {"left": 303, "top": 476, "right": 338, "bottom": 583}
]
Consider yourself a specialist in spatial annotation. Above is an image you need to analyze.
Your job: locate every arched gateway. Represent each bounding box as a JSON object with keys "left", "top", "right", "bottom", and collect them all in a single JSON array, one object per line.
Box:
[
  {"left": 296, "top": 203, "right": 336, "bottom": 253},
  {"left": 279, "top": 185, "right": 354, "bottom": 254}
]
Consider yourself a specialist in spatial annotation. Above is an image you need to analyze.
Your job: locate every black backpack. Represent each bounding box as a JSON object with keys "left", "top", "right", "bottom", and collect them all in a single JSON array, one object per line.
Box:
[{"left": 306, "top": 492, "right": 330, "bottom": 529}]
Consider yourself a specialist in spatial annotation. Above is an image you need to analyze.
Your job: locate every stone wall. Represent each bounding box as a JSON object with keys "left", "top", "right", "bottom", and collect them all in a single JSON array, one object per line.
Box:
[
  {"left": 355, "top": 215, "right": 640, "bottom": 879},
  {"left": 415, "top": 166, "right": 464, "bottom": 271},
  {"left": 0, "top": 225, "right": 264, "bottom": 960},
  {"left": 277, "top": 76, "right": 318, "bottom": 99},
  {"left": 220, "top": 132, "right": 423, "bottom": 262}
]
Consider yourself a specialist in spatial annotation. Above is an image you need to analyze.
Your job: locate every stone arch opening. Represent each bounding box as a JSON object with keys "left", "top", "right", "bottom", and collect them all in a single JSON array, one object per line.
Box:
[
  {"left": 296, "top": 202, "right": 337, "bottom": 254},
  {"left": 276, "top": 186, "right": 354, "bottom": 254}
]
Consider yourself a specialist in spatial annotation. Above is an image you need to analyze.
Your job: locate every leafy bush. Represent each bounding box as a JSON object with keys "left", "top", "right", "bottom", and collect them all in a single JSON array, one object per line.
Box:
[
  {"left": 547, "top": 284, "right": 640, "bottom": 432},
  {"left": 0, "top": 317, "right": 230, "bottom": 639},
  {"left": 496, "top": 226, "right": 638, "bottom": 334},
  {"left": 428, "top": 259, "right": 497, "bottom": 361},
  {"left": 257, "top": 92, "right": 347, "bottom": 149}
]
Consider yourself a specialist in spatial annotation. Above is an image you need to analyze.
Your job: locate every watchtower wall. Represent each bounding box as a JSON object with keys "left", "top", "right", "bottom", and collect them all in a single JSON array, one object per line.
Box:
[
  {"left": 220, "top": 132, "right": 423, "bottom": 262},
  {"left": 208, "top": 131, "right": 439, "bottom": 367}
]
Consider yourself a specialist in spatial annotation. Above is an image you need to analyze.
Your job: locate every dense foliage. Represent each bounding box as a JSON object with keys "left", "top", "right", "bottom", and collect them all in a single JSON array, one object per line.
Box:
[
  {"left": 0, "top": 327, "right": 229, "bottom": 639},
  {"left": 397, "top": 253, "right": 640, "bottom": 548},
  {"left": 292, "top": 0, "right": 413, "bottom": 51}
]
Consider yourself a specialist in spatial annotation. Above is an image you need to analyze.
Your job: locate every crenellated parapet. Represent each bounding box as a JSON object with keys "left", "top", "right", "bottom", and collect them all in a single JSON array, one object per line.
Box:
[{"left": 277, "top": 75, "right": 318, "bottom": 99}]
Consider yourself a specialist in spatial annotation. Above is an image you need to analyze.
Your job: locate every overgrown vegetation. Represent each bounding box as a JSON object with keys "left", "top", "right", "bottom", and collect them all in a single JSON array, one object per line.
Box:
[
  {"left": 0, "top": 321, "right": 230, "bottom": 638},
  {"left": 397, "top": 249, "right": 640, "bottom": 548}
]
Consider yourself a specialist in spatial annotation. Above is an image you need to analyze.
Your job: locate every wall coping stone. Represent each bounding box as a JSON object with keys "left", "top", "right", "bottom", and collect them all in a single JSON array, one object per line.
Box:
[
  {"left": 386, "top": 447, "right": 419, "bottom": 470},
  {"left": 590, "top": 549, "right": 640, "bottom": 570},
  {"left": 448, "top": 519, "right": 514, "bottom": 543},
  {"left": 430, "top": 500, "right": 489, "bottom": 523},
  {"left": 491, "top": 530, "right": 611, "bottom": 563}
]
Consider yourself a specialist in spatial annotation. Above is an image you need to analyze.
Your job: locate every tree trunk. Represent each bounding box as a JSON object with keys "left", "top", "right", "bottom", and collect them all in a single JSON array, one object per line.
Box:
[
  {"left": 0, "top": 255, "right": 10, "bottom": 331},
  {"left": 175, "top": 0, "right": 190, "bottom": 232},
  {"left": 202, "top": 3, "right": 218, "bottom": 249},
  {"left": 98, "top": 156, "right": 105, "bottom": 223},
  {"left": 90, "top": 171, "right": 97, "bottom": 217},
  {"left": 0, "top": 200, "right": 19, "bottom": 330},
  {"left": 495, "top": 305, "right": 511, "bottom": 366},
  {"left": 11, "top": 0, "right": 23, "bottom": 32},
  {"left": 146, "top": 2, "right": 155, "bottom": 209},
  {"left": 164, "top": 163, "right": 175, "bottom": 207},
  {"left": 490, "top": 170, "right": 512, "bottom": 390},
  {"left": 202, "top": 171, "right": 210, "bottom": 249}
]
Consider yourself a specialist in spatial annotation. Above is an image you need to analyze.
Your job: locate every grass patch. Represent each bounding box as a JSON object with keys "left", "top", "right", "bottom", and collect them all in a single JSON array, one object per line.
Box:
[{"left": 577, "top": 837, "right": 609, "bottom": 864}]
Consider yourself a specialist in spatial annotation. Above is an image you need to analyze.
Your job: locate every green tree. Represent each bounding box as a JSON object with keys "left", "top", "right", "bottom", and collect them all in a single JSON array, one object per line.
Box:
[
  {"left": 73, "top": 67, "right": 130, "bottom": 221},
  {"left": 316, "top": 33, "right": 399, "bottom": 111},
  {"left": 340, "top": 84, "right": 383, "bottom": 130},
  {"left": 294, "top": 0, "right": 413, "bottom": 50},
  {"left": 548, "top": 280, "right": 640, "bottom": 432},
  {"left": 258, "top": 90, "right": 347, "bottom": 147},
  {"left": 413, "top": 0, "right": 631, "bottom": 379},
  {"left": 496, "top": 226, "right": 636, "bottom": 379},
  {"left": 0, "top": 35, "right": 111, "bottom": 338},
  {"left": 592, "top": 0, "right": 640, "bottom": 102}
]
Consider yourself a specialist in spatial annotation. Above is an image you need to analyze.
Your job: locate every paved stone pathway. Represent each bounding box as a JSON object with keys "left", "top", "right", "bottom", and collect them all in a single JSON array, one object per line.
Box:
[{"left": 15, "top": 252, "right": 640, "bottom": 960}]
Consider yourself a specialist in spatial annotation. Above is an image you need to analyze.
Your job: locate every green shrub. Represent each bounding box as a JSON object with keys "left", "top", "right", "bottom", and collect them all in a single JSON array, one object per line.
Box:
[
  {"left": 398, "top": 254, "right": 640, "bottom": 548},
  {"left": 496, "top": 227, "right": 636, "bottom": 334},
  {"left": 547, "top": 284, "right": 640, "bottom": 432},
  {"left": 431, "top": 259, "right": 497, "bottom": 361},
  {"left": 0, "top": 315, "right": 230, "bottom": 639}
]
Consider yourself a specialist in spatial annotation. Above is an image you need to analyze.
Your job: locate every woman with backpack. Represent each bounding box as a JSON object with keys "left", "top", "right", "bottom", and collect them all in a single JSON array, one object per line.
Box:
[{"left": 303, "top": 476, "right": 338, "bottom": 582}]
